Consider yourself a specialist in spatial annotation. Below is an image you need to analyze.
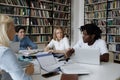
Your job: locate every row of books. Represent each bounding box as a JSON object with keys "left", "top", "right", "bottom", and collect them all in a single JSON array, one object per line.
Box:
[
  {"left": 30, "top": 9, "right": 70, "bottom": 19},
  {"left": 53, "top": 20, "right": 70, "bottom": 26},
  {"left": 31, "top": 1, "right": 70, "bottom": 10},
  {"left": 30, "top": 18, "right": 51, "bottom": 26},
  {"left": 30, "top": 1, "right": 52, "bottom": 10},
  {"left": 63, "top": 27, "right": 70, "bottom": 34},
  {"left": 85, "top": 0, "right": 107, "bottom": 4},
  {"left": 53, "top": 4, "right": 70, "bottom": 11},
  {"left": 53, "top": 12, "right": 70, "bottom": 19},
  {"left": 85, "top": 11, "right": 106, "bottom": 19},
  {"left": 31, "top": 9, "right": 51, "bottom": 18},
  {"left": 113, "top": 52, "right": 120, "bottom": 61},
  {"left": 107, "top": 27, "right": 120, "bottom": 35},
  {"left": 85, "top": 3, "right": 107, "bottom": 11},
  {"left": 0, "top": 5, "right": 24, "bottom": 14},
  {"left": 29, "top": 35, "right": 52, "bottom": 43},
  {"left": 108, "top": 44, "right": 120, "bottom": 52},
  {"left": 53, "top": 0, "right": 70, "bottom": 5},
  {"left": 0, "top": 0, "right": 28, "bottom": 6},
  {"left": 0, "top": 5, "right": 14, "bottom": 14},
  {"left": 30, "top": 27, "right": 52, "bottom": 34},
  {"left": 108, "top": 10, "right": 120, "bottom": 18},
  {"left": 100, "top": 27, "right": 106, "bottom": 33},
  {"left": 107, "top": 19, "right": 120, "bottom": 25},
  {"left": 108, "top": 0, "right": 120, "bottom": 9},
  {"left": 108, "top": 35, "right": 120, "bottom": 42},
  {"left": 12, "top": 16, "right": 70, "bottom": 26},
  {"left": 13, "top": 17, "right": 29, "bottom": 25},
  {"left": 26, "top": 25, "right": 70, "bottom": 35},
  {"left": 85, "top": 19, "right": 106, "bottom": 26},
  {"left": 14, "top": 7, "right": 30, "bottom": 16}
]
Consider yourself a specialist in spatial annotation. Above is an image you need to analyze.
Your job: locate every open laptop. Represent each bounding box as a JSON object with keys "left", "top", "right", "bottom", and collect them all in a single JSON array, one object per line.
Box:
[
  {"left": 36, "top": 52, "right": 65, "bottom": 72},
  {"left": 9, "top": 41, "right": 20, "bottom": 53},
  {"left": 70, "top": 48, "right": 100, "bottom": 65}
]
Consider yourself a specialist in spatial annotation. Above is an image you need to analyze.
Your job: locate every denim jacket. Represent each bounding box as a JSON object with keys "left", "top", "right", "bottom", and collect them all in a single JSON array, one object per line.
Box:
[{"left": 13, "top": 35, "right": 37, "bottom": 50}]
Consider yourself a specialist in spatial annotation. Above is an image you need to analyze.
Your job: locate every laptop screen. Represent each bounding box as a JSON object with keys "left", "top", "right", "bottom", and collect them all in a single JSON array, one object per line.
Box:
[{"left": 36, "top": 52, "right": 57, "bottom": 67}]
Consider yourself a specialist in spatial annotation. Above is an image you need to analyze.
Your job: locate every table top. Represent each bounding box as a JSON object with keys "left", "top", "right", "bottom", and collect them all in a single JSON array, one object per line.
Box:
[{"left": 32, "top": 62, "right": 120, "bottom": 80}]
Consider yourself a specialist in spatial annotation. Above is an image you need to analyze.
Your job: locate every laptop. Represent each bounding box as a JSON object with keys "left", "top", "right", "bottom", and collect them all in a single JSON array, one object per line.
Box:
[
  {"left": 70, "top": 48, "right": 100, "bottom": 65},
  {"left": 36, "top": 52, "right": 65, "bottom": 72},
  {"left": 9, "top": 41, "right": 20, "bottom": 53}
]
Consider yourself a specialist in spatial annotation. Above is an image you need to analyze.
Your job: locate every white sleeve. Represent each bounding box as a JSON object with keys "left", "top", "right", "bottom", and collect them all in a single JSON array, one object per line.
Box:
[
  {"left": 47, "top": 39, "right": 54, "bottom": 48},
  {"left": 99, "top": 40, "right": 108, "bottom": 55},
  {"left": 63, "top": 37, "right": 70, "bottom": 49},
  {"left": 73, "top": 40, "right": 82, "bottom": 49}
]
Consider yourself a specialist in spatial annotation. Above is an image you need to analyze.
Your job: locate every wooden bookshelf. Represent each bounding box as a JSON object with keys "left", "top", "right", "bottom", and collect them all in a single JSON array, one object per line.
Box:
[
  {"left": 0, "top": 0, "right": 71, "bottom": 44},
  {"left": 84, "top": 0, "right": 120, "bottom": 63}
]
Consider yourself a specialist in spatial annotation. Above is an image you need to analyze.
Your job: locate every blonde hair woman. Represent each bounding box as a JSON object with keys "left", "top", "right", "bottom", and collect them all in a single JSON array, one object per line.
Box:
[
  {"left": 0, "top": 14, "right": 32, "bottom": 80},
  {"left": 44, "top": 27, "right": 70, "bottom": 58}
]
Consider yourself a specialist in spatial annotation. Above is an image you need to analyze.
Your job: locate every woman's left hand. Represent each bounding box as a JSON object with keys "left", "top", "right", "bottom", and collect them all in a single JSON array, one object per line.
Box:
[{"left": 48, "top": 50, "right": 54, "bottom": 53}]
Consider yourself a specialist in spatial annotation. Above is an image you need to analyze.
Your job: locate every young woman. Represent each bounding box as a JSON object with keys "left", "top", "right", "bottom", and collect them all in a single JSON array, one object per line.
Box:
[
  {"left": 0, "top": 14, "right": 32, "bottom": 80},
  {"left": 44, "top": 27, "right": 70, "bottom": 58},
  {"left": 13, "top": 25, "right": 38, "bottom": 50},
  {"left": 66, "top": 23, "right": 109, "bottom": 62}
]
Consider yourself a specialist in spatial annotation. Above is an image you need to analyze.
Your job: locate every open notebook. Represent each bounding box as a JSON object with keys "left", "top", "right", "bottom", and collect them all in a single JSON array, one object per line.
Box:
[{"left": 36, "top": 52, "right": 65, "bottom": 72}]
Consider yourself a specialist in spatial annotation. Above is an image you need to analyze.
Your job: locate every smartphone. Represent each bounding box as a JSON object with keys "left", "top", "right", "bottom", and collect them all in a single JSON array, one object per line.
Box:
[{"left": 42, "top": 72, "right": 60, "bottom": 78}]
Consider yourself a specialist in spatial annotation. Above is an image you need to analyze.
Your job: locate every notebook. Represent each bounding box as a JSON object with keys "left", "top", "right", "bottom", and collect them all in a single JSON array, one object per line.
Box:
[
  {"left": 9, "top": 41, "right": 20, "bottom": 53},
  {"left": 19, "top": 49, "right": 43, "bottom": 55},
  {"left": 60, "top": 63, "right": 90, "bottom": 74},
  {"left": 71, "top": 48, "right": 100, "bottom": 65},
  {"left": 36, "top": 52, "right": 65, "bottom": 72}
]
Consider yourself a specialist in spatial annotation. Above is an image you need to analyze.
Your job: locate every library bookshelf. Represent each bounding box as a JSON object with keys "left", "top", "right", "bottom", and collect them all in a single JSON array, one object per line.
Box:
[
  {"left": 107, "top": 0, "right": 120, "bottom": 63},
  {"left": 0, "top": 0, "right": 71, "bottom": 45},
  {"left": 84, "top": 0, "right": 120, "bottom": 63}
]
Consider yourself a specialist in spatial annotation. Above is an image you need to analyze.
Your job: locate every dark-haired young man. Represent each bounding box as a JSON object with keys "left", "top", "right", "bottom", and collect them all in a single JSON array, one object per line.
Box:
[
  {"left": 66, "top": 23, "right": 109, "bottom": 62},
  {"left": 13, "top": 25, "right": 38, "bottom": 50}
]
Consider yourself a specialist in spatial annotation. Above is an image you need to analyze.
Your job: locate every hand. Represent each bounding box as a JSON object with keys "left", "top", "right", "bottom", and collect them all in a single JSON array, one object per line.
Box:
[
  {"left": 65, "top": 48, "right": 74, "bottom": 58},
  {"left": 48, "top": 50, "right": 54, "bottom": 53},
  {"left": 25, "top": 64, "right": 34, "bottom": 75},
  {"left": 27, "top": 47, "right": 32, "bottom": 50}
]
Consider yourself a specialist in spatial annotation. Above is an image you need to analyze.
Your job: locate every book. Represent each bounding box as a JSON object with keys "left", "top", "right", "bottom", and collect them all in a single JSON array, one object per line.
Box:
[{"left": 61, "top": 74, "right": 78, "bottom": 80}]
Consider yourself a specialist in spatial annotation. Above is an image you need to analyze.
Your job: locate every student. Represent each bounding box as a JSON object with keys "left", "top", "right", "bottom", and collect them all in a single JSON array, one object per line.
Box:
[
  {"left": 66, "top": 23, "right": 109, "bottom": 62},
  {"left": 0, "top": 14, "right": 32, "bottom": 80},
  {"left": 13, "top": 25, "right": 38, "bottom": 50},
  {"left": 44, "top": 27, "right": 70, "bottom": 58}
]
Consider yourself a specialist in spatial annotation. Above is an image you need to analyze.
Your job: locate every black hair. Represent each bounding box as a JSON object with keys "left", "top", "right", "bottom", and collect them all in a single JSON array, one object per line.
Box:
[
  {"left": 15, "top": 25, "right": 26, "bottom": 33},
  {"left": 80, "top": 23, "right": 102, "bottom": 40}
]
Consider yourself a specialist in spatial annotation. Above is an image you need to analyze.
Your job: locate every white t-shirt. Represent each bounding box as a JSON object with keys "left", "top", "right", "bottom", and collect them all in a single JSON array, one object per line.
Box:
[
  {"left": 47, "top": 37, "right": 70, "bottom": 50},
  {"left": 73, "top": 39, "right": 108, "bottom": 55}
]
